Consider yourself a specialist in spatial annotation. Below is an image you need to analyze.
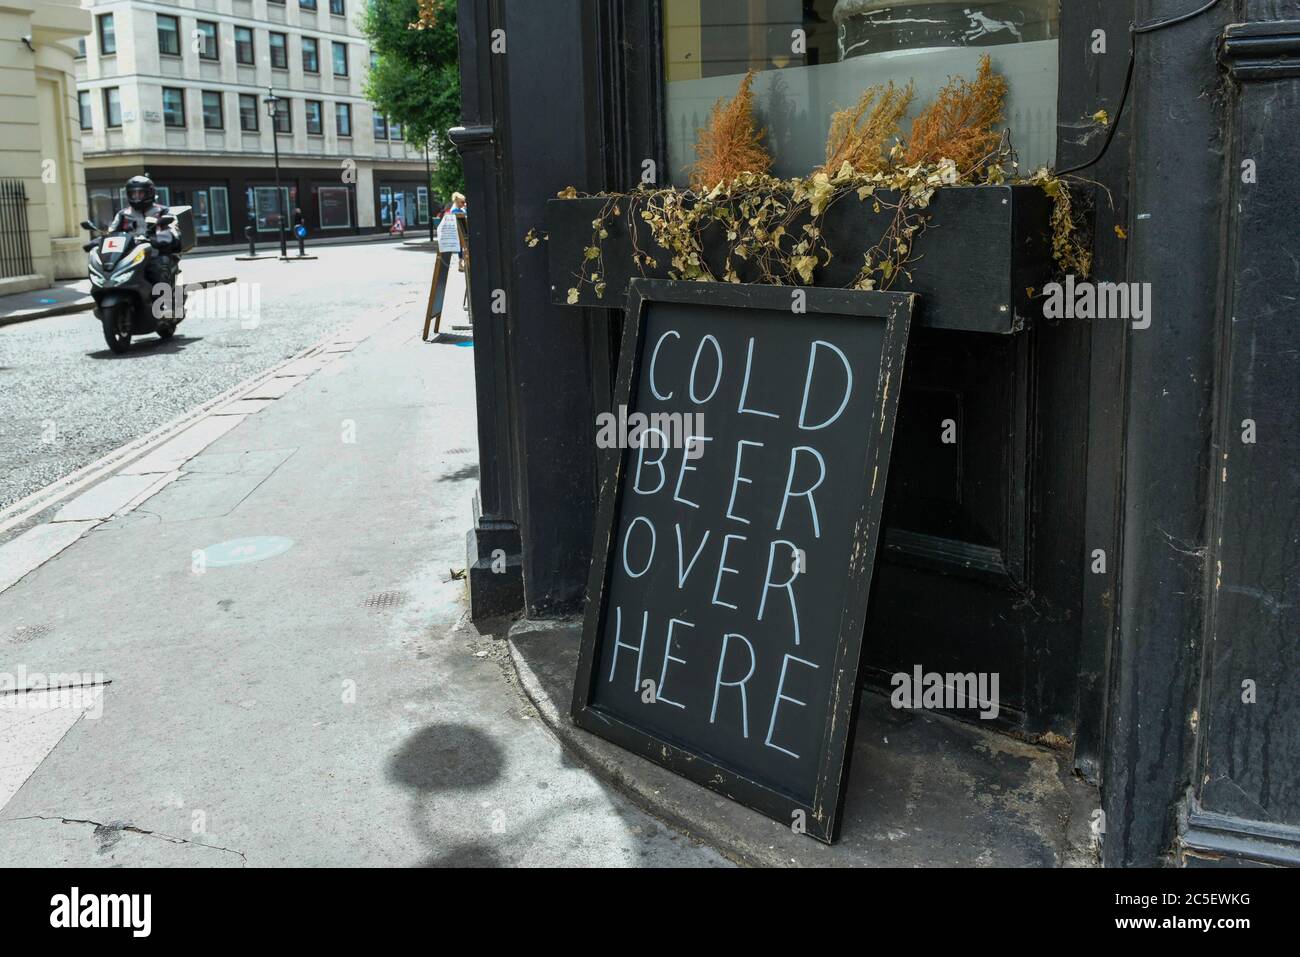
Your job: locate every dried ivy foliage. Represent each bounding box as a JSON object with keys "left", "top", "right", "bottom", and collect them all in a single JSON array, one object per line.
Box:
[
  {"left": 904, "top": 55, "right": 1008, "bottom": 172},
  {"left": 820, "top": 81, "right": 914, "bottom": 177},
  {"left": 687, "top": 71, "right": 773, "bottom": 192},
  {"left": 556, "top": 58, "right": 1092, "bottom": 305}
]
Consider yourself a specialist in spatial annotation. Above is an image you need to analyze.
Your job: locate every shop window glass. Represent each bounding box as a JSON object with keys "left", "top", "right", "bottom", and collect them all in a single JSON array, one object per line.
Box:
[
  {"left": 662, "top": 0, "right": 1059, "bottom": 186},
  {"left": 318, "top": 186, "right": 352, "bottom": 228},
  {"left": 417, "top": 186, "right": 429, "bottom": 225},
  {"left": 252, "top": 186, "right": 296, "bottom": 230},
  {"left": 210, "top": 186, "right": 230, "bottom": 234},
  {"left": 379, "top": 186, "right": 392, "bottom": 225}
]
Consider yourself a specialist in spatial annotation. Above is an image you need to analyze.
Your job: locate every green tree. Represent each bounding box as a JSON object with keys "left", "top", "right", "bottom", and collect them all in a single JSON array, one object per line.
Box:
[{"left": 361, "top": 0, "right": 463, "bottom": 200}]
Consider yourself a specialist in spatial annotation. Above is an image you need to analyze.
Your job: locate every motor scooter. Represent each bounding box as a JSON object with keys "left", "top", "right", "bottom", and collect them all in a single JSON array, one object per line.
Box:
[{"left": 81, "top": 211, "right": 188, "bottom": 354}]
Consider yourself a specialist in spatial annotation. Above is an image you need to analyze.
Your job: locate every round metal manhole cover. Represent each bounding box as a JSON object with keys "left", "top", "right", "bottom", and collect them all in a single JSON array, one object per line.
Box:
[
  {"left": 362, "top": 590, "right": 409, "bottom": 610},
  {"left": 199, "top": 536, "right": 294, "bottom": 568}
]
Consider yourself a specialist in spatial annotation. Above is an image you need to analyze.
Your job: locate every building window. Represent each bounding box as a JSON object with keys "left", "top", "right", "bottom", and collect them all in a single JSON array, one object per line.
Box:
[
  {"left": 273, "top": 98, "right": 292, "bottom": 134},
  {"left": 379, "top": 186, "right": 392, "bottom": 226},
  {"left": 305, "top": 100, "right": 323, "bottom": 135},
  {"left": 661, "top": 1, "right": 1060, "bottom": 184},
  {"left": 389, "top": 119, "right": 402, "bottom": 141},
  {"left": 210, "top": 186, "right": 230, "bottom": 234},
  {"left": 235, "top": 27, "right": 254, "bottom": 65},
  {"left": 318, "top": 186, "right": 351, "bottom": 228},
  {"left": 330, "top": 0, "right": 346, "bottom": 16},
  {"left": 417, "top": 186, "right": 429, "bottom": 225},
  {"left": 202, "top": 91, "right": 224, "bottom": 130},
  {"left": 332, "top": 41, "right": 348, "bottom": 76},
  {"left": 269, "top": 32, "right": 288, "bottom": 70},
  {"left": 301, "top": 0, "right": 318, "bottom": 9},
  {"left": 78, "top": 91, "right": 92, "bottom": 130},
  {"left": 162, "top": 88, "right": 186, "bottom": 128},
  {"left": 196, "top": 21, "right": 219, "bottom": 61},
  {"left": 103, "top": 87, "right": 122, "bottom": 128},
  {"left": 335, "top": 102, "right": 352, "bottom": 137},
  {"left": 239, "top": 94, "right": 259, "bottom": 131},
  {"left": 97, "top": 14, "right": 116, "bottom": 56},
  {"left": 157, "top": 14, "right": 180, "bottom": 57},
  {"left": 252, "top": 185, "right": 295, "bottom": 231},
  {"left": 373, "top": 112, "right": 387, "bottom": 139},
  {"left": 302, "top": 37, "right": 319, "bottom": 73},
  {"left": 75, "top": 37, "right": 86, "bottom": 59}
]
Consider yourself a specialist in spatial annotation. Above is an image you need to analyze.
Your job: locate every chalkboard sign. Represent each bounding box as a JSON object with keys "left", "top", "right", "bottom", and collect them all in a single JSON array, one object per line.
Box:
[
  {"left": 422, "top": 214, "right": 470, "bottom": 340},
  {"left": 572, "top": 279, "right": 914, "bottom": 842}
]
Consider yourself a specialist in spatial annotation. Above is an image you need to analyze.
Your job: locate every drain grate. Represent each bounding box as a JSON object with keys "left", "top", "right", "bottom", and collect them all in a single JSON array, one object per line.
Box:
[
  {"left": 10, "top": 623, "right": 50, "bottom": 644},
  {"left": 446, "top": 448, "right": 471, "bottom": 455},
  {"left": 362, "top": 590, "right": 409, "bottom": 610}
]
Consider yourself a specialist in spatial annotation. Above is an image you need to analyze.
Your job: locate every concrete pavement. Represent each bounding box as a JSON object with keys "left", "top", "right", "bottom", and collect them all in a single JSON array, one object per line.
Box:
[
  {"left": 0, "top": 296, "right": 728, "bottom": 867},
  {"left": 0, "top": 241, "right": 448, "bottom": 511}
]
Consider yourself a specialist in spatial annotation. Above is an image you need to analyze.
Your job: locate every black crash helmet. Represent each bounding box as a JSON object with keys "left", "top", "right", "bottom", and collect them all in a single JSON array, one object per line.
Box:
[{"left": 125, "top": 175, "right": 156, "bottom": 211}]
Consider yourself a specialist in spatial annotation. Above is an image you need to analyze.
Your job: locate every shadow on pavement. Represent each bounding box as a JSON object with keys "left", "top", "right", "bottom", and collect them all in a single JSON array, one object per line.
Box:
[{"left": 86, "top": 335, "right": 203, "bottom": 359}]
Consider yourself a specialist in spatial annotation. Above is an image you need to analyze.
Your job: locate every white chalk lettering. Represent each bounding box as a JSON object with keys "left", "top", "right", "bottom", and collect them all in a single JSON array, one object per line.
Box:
[
  {"left": 711, "top": 533, "right": 747, "bottom": 610},
  {"left": 725, "top": 440, "right": 763, "bottom": 525},
  {"left": 757, "top": 539, "right": 802, "bottom": 647},
  {"left": 798, "top": 339, "right": 853, "bottom": 431},
  {"left": 710, "top": 632, "right": 756, "bottom": 737},
  {"left": 649, "top": 329, "right": 680, "bottom": 400},
  {"left": 656, "top": 618, "right": 693, "bottom": 709},
  {"left": 776, "top": 446, "right": 826, "bottom": 539},
  {"left": 765, "top": 654, "right": 820, "bottom": 759},
  {"left": 738, "top": 336, "right": 779, "bottom": 419}
]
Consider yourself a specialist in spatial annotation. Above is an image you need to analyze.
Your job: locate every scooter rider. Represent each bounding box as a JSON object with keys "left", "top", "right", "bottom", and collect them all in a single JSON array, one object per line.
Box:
[{"left": 110, "top": 174, "right": 181, "bottom": 289}]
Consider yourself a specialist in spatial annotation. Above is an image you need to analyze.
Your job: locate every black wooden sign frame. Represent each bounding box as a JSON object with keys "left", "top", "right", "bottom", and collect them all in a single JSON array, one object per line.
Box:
[{"left": 571, "top": 278, "right": 914, "bottom": 843}]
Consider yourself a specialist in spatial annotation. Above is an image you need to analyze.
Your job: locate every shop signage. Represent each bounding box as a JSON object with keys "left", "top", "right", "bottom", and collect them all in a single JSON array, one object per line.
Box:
[{"left": 572, "top": 279, "right": 913, "bottom": 842}]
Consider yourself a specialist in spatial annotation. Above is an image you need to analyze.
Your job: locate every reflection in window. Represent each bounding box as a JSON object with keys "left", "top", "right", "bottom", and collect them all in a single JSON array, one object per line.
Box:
[{"left": 662, "top": 0, "right": 1058, "bottom": 187}]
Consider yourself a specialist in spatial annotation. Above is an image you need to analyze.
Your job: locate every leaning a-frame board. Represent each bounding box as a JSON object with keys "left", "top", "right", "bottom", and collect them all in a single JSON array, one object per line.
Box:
[
  {"left": 422, "top": 212, "right": 471, "bottom": 341},
  {"left": 571, "top": 278, "right": 914, "bottom": 842}
]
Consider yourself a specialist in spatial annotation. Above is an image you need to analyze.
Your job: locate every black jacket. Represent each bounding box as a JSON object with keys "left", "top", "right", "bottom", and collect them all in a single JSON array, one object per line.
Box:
[{"left": 110, "top": 203, "right": 182, "bottom": 254}]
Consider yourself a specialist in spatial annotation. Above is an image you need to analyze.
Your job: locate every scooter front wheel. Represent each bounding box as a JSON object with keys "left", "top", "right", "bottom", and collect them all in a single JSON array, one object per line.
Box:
[{"left": 102, "top": 305, "right": 131, "bottom": 354}]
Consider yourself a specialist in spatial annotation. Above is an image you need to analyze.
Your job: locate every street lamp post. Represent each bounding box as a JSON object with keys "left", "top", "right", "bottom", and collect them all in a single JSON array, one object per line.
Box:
[{"left": 263, "top": 89, "right": 288, "bottom": 259}]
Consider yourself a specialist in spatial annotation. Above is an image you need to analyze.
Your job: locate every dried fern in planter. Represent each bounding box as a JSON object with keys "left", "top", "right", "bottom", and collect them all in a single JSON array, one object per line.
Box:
[
  {"left": 904, "top": 54, "right": 1008, "bottom": 173},
  {"left": 820, "top": 81, "right": 914, "bottom": 177},
  {"left": 687, "top": 71, "right": 773, "bottom": 193}
]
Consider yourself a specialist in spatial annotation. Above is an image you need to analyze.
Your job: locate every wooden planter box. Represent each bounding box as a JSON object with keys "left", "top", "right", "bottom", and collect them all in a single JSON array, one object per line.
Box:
[{"left": 546, "top": 184, "right": 1055, "bottom": 335}]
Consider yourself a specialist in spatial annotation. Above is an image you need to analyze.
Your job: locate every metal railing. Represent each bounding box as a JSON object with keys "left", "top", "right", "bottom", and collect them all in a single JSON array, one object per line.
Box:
[{"left": 0, "top": 179, "right": 35, "bottom": 279}]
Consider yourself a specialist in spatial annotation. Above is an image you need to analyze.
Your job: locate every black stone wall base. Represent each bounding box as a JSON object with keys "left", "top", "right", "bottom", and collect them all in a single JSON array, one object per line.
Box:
[{"left": 466, "top": 494, "right": 523, "bottom": 621}]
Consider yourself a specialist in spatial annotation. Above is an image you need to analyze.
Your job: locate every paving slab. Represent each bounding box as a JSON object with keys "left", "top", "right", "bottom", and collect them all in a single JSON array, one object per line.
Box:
[
  {"left": 0, "top": 522, "right": 98, "bottom": 596},
  {"left": 212, "top": 399, "right": 274, "bottom": 416},
  {"left": 0, "top": 688, "right": 105, "bottom": 814},
  {"left": 241, "top": 376, "right": 304, "bottom": 400},
  {"left": 53, "top": 474, "right": 165, "bottom": 523},
  {"left": 119, "top": 416, "right": 246, "bottom": 475}
]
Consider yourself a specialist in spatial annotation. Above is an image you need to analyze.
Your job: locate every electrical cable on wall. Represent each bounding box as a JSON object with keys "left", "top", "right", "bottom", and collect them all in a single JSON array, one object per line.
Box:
[{"left": 1057, "top": 0, "right": 1224, "bottom": 175}]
